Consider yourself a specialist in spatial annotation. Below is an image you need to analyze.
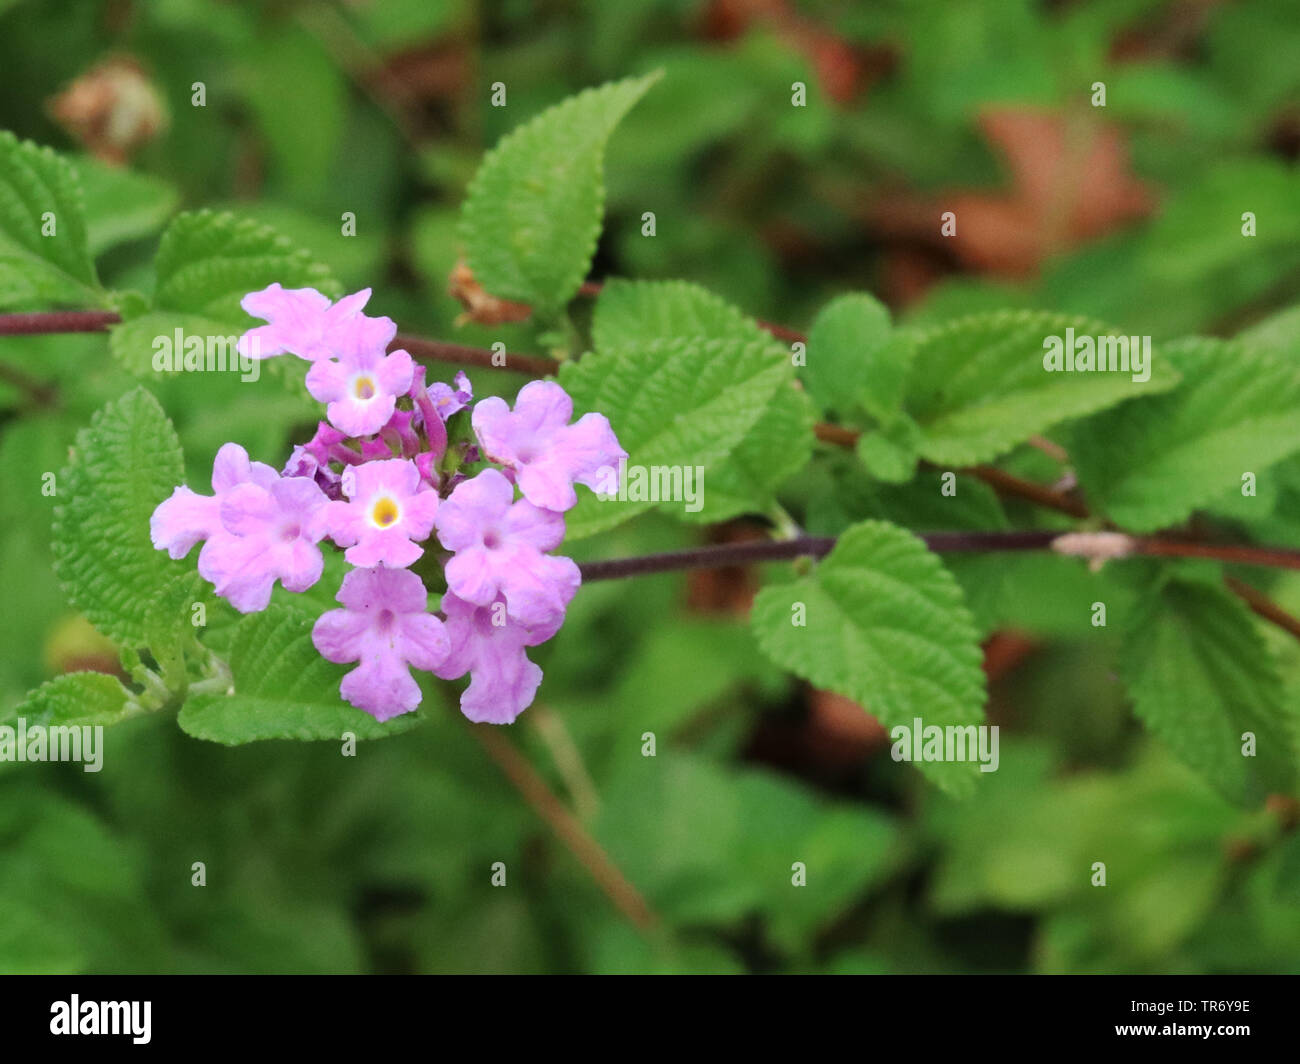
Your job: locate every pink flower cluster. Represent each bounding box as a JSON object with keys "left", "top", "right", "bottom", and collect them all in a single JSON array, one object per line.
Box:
[{"left": 151, "top": 285, "right": 626, "bottom": 724}]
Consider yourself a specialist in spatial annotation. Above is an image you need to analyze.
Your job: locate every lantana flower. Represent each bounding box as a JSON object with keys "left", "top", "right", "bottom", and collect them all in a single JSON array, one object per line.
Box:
[
  {"left": 324, "top": 459, "right": 439, "bottom": 569},
  {"left": 153, "top": 281, "right": 625, "bottom": 725},
  {"left": 432, "top": 591, "right": 563, "bottom": 725},
  {"left": 435, "top": 468, "right": 580, "bottom": 627},
  {"left": 238, "top": 285, "right": 395, "bottom": 362},
  {"left": 472, "top": 380, "right": 626, "bottom": 512},
  {"left": 305, "top": 345, "right": 415, "bottom": 437},
  {"left": 312, "top": 566, "right": 450, "bottom": 720},
  {"left": 199, "top": 476, "right": 330, "bottom": 613},
  {"left": 427, "top": 370, "right": 473, "bottom": 420},
  {"left": 150, "top": 442, "right": 277, "bottom": 559}
]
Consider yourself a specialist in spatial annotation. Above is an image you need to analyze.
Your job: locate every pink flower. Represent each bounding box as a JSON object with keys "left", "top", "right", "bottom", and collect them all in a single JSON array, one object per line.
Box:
[
  {"left": 281, "top": 445, "right": 343, "bottom": 500},
  {"left": 324, "top": 459, "right": 439, "bottom": 569},
  {"left": 358, "top": 437, "right": 393, "bottom": 462},
  {"left": 433, "top": 591, "right": 562, "bottom": 724},
  {"left": 238, "top": 285, "right": 395, "bottom": 362},
  {"left": 299, "top": 421, "right": 349, "bottom": 465},
  {"left": 435, "top": 468, "right": 580, "bottom": 626},
  {"left": 427, "top": 370, "right": 473, "bottom": 420},
  {"left": 305, "top": 346, "right": 415, "bottom": 437},
  {"left": 472, "top": 380, "right": 626, "bottom": 512},
  {"left": 407, "top": 366, "right": 448, "bottom": 462},
  {"left": 380, "top": 407, "right": 420, "bottom": 458},
  {"left": 150, "top": 442, "right": 278, "bottom": 559},
  {"left": 197, "top": 476, "right": 330, "bottom": 613},
  {"left": 414, "top": 451, "right": 437, "bottom": 488},
  {"left": 312, "top": 566, "right": 450, "bottom": 721}
]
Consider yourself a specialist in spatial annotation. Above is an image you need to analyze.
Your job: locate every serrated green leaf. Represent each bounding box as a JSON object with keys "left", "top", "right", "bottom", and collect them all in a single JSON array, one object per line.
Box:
[
  {"left": 1118, "top": 578, "right": 1297, "bottom": 806},
  {"left": 905, "top": 310, "right": 1179, "bottom": 466},
  {"left": 108, "top": 211, "right": 338, "bottom": 394},
  {"left": 149, "top": 209, "right": 339, "bottom": 324},
  {"left": 681, "top": 382, "right": 815, "bottom": 524},
  {"left": 750, "top": 520, "right": 987, "bottom": 795},
  {"left": 557, "top": 335, "right": 790, "bottom": 538},
  {"left": 106, "top": 311, "right": 254, "bottom": 379},
  {"left": 52, "top": 387, "right": 199, "bottom": 649},
  {"left": 6, "top": 671, "right": 138, "bottom": 728},
  {"left": 804, "top": 292, "right": 907, "bottom": 421},
  {"left": 1070, "top": 337, "right": 1300, "bottom": 531},
  {"left": 460, "top": 72, "right": 661, "bottom": 310},
  {"left": 589, "top": 279, "right": 812, "bottom": 523},
  {"left": 590, "top": 277, "right": 768, "bottom": 353},
  {"left": 0, "top": 131, "right": 102, "bottom": 308},
  {"left": 178, "top": 605, "right": 420, "bottom": 744}
]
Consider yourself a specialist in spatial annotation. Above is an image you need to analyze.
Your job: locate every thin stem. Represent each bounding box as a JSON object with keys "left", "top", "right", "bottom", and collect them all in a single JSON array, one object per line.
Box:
[
  {"left": 467, "top": 723, "right": 659, "bottom": 933},
  {"left": 967, "top": 464, "right": 1088, "bottom": 518},
  {"left": 811, "top": 423, "right": 1087, "bottom": 517},
  {"left": 529, "top": 704, "right": 601, "bottom": 821},
  {"left": 1225, "top": 577, "right": 1300, "bottom": 641},
  {"left": 0, "top": 310, "right": 120, "bottom": 334},
  {"left": 0, "top": 310, "right": 1181, "bottom": 523},
  {"left": 0, "top": 311, "right": 561, "bottom": 377},
  {"left": 1137, "top": 538, "right": 1300, "bottom": 571},
  {"left": 6, "top": 310, "right": 1300, "bottom": 639},
  {"left": 578, "top": 532, "right": 1053, "bottom": 581},
  {"left": 394, "top": 333, "right": 558, "bottom": 378},
  {"left": 578, "top": 531, "right": 1300, "bottom": 583},
  {"left": 0, "top": 361, "right": 59, "bottom": 408}
]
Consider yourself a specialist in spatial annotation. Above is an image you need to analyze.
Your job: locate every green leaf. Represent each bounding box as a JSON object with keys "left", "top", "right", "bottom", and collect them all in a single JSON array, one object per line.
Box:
[
  {"left": 107, "top": 211, "right": 339, "bottom": 393},
  {"left": 557, "top": 335, "right": 790, "bottom": 538},
  {"left": 588, "top": 279, "right": 812, "bottom": 523},
  {"left": 590, "top": 277, "right": 767, "bottom": 353},
  {"left": 148, "top": 209, "right": 339, "bottom": 324},
  {"left": 1275, "top": 835, "right": 1300, "bottom": 904},
  {"left": 750, "top": 520, "right": 988, "bottom": 795},
  {"left": 1236, "top": 304, "right": 1300, "bottom": 355},
  {"left": 0, "top": 131, "right": 101, "bottom": 308},
  {"left": 1118, "top": 578, "right": 1297, "bottom": 806},
  {"left": 1070, "top": 337, "right": 1300, "bottom": 531},
  {"left": 905, "top": 310, "right": 1178, "bottom": 466},
  {"left": 107, "top": 311, "right": 258, "bottom": 380},
  {"left": 52, "top": 387, "right": 197, "bottom": 649},
  {"left": 804, "top": 292, "right": 908, "bottom": 422},
  {"left": 71, "top": 156, "right": 178, "bottom": 257},
  {"left": 593, "top": 753, "right": 897, "bottom": 934},
  {"left": 1143, "top": 161, "right": 1300, "bottom": 286},
  {"left": 855, "top": 414, "right": 921, "bottom": 483},
  {"left": 0, "top": 790, "right": 156, "bottom": 973},
  {"left": 459, "top": 72, "right": 661, "bottom": 310},
  {"left": 680, "top": 381, "right": 814, "bottom": 524},
  {"left": 6, "top": 672, "right": 138, "bottom": 728},
  {"left": 178, "top": 605, "right": 421, "bottom": 744},
  {"left": 241, "top": 23, "right": 346, "bottom": 203}
]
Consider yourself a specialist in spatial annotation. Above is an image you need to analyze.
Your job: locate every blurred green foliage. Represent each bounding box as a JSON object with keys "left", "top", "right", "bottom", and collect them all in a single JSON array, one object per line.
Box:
[{"left": 1, "top": 0, "right": 1299, "bottom": 974}]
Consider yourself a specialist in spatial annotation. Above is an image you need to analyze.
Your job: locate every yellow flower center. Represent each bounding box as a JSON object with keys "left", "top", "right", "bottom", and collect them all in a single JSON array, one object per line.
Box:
[
  {"left": 353, "top": 376, "right": 377, "bottom": 400},
  {"left": 371, "top": 497, "right": 400, "bottom": 528}
]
